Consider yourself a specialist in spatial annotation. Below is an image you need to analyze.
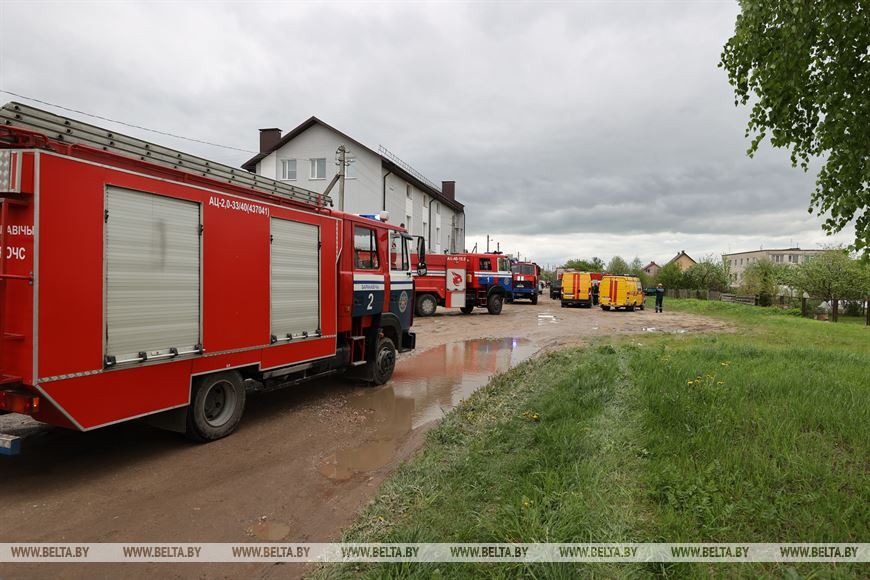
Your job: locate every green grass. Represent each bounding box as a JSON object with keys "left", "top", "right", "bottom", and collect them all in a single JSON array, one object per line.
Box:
[{"left": 317, "top": 301, "right": 869, "bottom": 579}]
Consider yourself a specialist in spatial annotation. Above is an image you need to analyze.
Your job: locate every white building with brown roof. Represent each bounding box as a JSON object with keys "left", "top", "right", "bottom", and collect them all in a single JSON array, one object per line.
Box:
[{"left": 242, "top": 117, "right": 465, "bottom": 254}]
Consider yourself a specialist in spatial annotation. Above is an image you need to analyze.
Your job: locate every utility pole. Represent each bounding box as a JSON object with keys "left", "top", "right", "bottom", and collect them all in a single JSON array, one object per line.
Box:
[{"left": 337, "top": 145, "right": 347, "bottom": 212}]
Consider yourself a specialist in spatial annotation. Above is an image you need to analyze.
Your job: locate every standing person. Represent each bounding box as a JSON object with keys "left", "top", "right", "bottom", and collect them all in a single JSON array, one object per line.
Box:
[{"left": 655, "top": 283, "right": 665, "bottom": 313}]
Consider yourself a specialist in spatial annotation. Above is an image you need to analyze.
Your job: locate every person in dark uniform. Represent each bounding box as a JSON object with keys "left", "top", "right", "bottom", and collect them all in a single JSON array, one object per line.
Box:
[{"left": 655, "top": 283, "right": 665, "bottom": 313}]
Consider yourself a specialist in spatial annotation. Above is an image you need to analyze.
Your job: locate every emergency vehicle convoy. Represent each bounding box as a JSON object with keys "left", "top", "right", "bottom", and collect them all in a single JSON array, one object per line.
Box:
[
  {"left": 412, "top": 252, "right": 512, "bottom": 316},
  {"left": 0, "top": 102, "right": 424, "bottom": 454},
  {"left": 599, "top": 275, "right": 645, "bottom": 311},
  {"left": 508, "top": 261, "right": 540, "bottom": 304}
]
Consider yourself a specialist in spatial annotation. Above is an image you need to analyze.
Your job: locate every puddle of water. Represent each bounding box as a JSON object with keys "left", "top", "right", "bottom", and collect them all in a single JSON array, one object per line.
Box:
[
  {"left": 319, "top": 338, "right": 538, "bottom": 480},
  {"left": 249, "top": 521, "right": 291, "bottom": 541}
]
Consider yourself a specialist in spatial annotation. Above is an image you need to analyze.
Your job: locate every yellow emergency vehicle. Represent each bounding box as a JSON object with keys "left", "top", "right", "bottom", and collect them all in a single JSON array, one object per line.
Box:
[
  {"left": 560, "top": 272, "right": 594, "bottom": 308},
  {"left": 599, "top": 275, "right": 645, "bottom": 311}
]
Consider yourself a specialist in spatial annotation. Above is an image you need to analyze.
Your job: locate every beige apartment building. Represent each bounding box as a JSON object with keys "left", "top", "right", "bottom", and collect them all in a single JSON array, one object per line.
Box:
[{"left": 722, "top": 248, "right": 826, "bottom": 287}]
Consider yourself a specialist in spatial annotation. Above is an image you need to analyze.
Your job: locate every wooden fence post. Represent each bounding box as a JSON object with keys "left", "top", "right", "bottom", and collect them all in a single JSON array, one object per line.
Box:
[{"left": 801, "top": 297, "right": 808, "bottom": 317}]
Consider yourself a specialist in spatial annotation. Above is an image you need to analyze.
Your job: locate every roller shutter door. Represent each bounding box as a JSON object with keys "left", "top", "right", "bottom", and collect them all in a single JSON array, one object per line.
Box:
[
  {"left": 271, "top": 218, "right": 320, "bottom": 340},
  {"left": 105, "top": 187, "right": 201, "bottom": 363}
]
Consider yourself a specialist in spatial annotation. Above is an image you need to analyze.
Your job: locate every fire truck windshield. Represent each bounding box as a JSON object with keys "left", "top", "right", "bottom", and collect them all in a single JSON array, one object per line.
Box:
[
  {"left": 498, "top": 257, "right": 511, "bottom": 272},
  {"left": 512, "top": 264, "right": 536, "bottom": 275}
]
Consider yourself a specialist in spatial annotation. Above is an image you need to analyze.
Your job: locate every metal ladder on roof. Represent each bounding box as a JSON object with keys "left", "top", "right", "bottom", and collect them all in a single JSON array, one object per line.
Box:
[{"left": 0, "top": 101, "right": 333, "bottom": 208}]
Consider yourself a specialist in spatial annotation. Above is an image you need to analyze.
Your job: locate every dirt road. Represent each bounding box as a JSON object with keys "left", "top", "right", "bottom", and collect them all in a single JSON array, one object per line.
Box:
[{"left": 0, "top": 297, "right": 726, "bottom": 579}]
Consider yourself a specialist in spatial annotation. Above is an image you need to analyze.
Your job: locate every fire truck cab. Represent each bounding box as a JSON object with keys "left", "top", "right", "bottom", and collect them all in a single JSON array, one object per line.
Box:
[
  {"left": 508, "top": 261, "right": 540, "bottom": 304},
  {"left": 412, "top": 252, "right": 512, "bottom": 316}
]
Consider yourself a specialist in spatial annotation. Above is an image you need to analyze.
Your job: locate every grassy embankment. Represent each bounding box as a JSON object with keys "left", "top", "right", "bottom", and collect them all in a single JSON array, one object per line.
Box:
[{"left": 320, "top": 301, "right": 869, "bottom": 578}]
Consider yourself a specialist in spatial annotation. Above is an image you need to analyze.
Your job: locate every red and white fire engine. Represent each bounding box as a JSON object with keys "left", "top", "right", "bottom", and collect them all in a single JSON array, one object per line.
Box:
[
  {"left": 508, "top": 261, "right": 540, "bottom": 304},
  {"left": 411, "top": 252, "right": 512, "bottom": 316},
  {"left": 0, "top": 102, "right": 424, "bottom": 454}
]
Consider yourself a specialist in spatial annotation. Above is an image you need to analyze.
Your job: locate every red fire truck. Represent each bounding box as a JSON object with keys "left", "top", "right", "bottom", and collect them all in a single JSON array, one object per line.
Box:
[
  {"left": 0, "top": 102, "right": 424, "bottom": 454},
  {"left": 412, "top": 252, "right": 512, "bottom": 316},
  {"left": 508, "top": 261, "right": 540, "bottom": 304}
]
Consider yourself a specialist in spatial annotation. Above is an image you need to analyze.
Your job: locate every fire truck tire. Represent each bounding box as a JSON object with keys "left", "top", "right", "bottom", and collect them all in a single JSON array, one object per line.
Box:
[
  {"left": 460, "top": 306, "right": 474, "bottom": 314},
  {"left": 416, "top": 294, "right": 438, "bottom": 317},
  {"left": 371, "top": 337, "right": 397, "bottom": 385},
  {"left": 602, "top": 305, "right": 611, "bottom": 311},
  {"left": 487, "top": 294, "right": 504, "bottom": 315},
  {"left": 186, "top": 371, "right": 246, "bottom": 442},
  {"left": 639, "top": 303, "right": 645, "bottom": 310},
  {"left": 530, "top": 293, "right": 538, "bottom": 305}
]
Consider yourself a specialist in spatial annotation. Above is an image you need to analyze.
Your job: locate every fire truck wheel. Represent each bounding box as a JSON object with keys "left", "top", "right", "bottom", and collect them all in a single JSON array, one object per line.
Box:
[
  {"left": 460, "top": 306, "right": 474, "bottom": 314},
  {"left": 186, "top": 371, "right": 246, "bottom": 442},
  {"left": 602, "top": 305, "right": 611, "bottom": 311},
  {"left": 371, "top": 337, "right": 397, "bottom": 385},
  {"left": 487, "top": 294, "right": 504, "bottom": 315},
  {"left": 530, "top": 293, "right": 538, "bottom": 305},
  {"left": 416, "top": 294, "right": 437, "bottom": 317}
]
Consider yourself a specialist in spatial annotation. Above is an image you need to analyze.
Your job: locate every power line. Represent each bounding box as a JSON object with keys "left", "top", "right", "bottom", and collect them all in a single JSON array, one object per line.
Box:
[{"left": 0, "top": 90, "right": 257, "bottom": 154}]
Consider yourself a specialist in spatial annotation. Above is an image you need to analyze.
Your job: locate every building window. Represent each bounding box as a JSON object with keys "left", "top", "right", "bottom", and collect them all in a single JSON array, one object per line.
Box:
[
  {"left": 435, "top": 203, "right": 440, "bottom": 215},
  {"left": 406, "top": 185, "right": 411, "bottom": 198},
  {"left": 280, "top": 159, "right": 296, "bottom": 181},
  {"left": 789, "top": 254, "right": 800, "bottom": 263},
  {"left": 345, "top": 159, "right": 357, "bottom": 179},
  {"left": 310, "top": 158, "right": 326, "bottom": 180},
  {"left": 353, "top": 226, "right": 379, "bottom": 270},
  {"left": 405, "top": 215, "right": 412, "bottom": 230}
]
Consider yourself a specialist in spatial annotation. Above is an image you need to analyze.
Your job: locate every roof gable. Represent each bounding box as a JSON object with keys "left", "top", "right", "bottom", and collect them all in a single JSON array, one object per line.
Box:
[{"left": 242, "top": 116, "right": 463, "bottom": 211}]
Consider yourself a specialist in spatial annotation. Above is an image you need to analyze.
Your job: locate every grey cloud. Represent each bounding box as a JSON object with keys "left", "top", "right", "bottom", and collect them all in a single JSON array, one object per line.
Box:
[{"left": 0, "top": 1, "right": 854, "bottom": 264}]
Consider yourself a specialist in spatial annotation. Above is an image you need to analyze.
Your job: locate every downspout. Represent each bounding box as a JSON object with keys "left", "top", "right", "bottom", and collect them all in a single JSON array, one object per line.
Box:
[
  {"left": 428, "top": 199, "right": 434, "bottom": 250},
  {"left": 382, "top": 168, "right": 392, "bottom": 212}
]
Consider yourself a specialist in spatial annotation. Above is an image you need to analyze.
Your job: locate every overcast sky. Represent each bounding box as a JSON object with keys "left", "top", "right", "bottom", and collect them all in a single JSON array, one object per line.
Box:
[{"left": 0, "top": 1, "right": 854, "bottom": 268}]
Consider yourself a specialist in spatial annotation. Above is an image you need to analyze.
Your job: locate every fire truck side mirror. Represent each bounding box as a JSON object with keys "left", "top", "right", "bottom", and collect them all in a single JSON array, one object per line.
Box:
[{"left": 416, "top": 236, "right": 427, "bottom": 276}]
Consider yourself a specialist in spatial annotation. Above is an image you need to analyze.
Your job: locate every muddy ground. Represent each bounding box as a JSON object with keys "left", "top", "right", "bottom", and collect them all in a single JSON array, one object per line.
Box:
[{"left": 0, "top": 296, "right": 727, "bottom": 579}]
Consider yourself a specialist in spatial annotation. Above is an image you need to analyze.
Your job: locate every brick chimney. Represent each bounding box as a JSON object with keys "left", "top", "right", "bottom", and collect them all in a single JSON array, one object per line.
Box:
[
  {"left": 259, "top": 128, "right": 282, "bottom": 154},
  {"left": 441, "top": 180, "right": 455, "bottom": 201}
]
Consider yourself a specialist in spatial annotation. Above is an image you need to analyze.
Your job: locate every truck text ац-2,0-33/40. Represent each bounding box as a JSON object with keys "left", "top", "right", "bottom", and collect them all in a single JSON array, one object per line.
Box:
[{"left": 0, "top": 102, "right": 425, "bottom": 454}]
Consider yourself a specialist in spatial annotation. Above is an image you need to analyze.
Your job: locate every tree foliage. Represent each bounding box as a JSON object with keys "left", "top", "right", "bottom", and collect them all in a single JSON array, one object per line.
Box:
[
  {"left": 606, "top": 256, "right": 630, "bottom": 275},
  {"left": 628, "top": 256, "right": 650, "bottom": 287},
  {"left": 787, "top": 249, "right": 870, "bottom": 301},
  {"left": 740, "top": 258, "right": 787, "bottom": 300},
  {"left": 564, "top": 257, "right": 605, "bottom": 271},
  {"left": 656, "top": 262, "right": 684, "bottom": 289},
  {"left": 720, "top": 2, "right": 870, "bottom": 253},
  {"left": 683, "top": 256, "right": 730, "bottom": 291}
]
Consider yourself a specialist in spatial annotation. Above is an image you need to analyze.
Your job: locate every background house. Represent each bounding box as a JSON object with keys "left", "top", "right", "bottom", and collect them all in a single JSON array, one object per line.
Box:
[
  {"left": 666, "top": 251, "right": 696, "bottom": 272},
  {"left": 722, "top": 247, "right": 826, "bottom": 286},
  {"left": 643, "top": 261, "right": 661, "bottom": 279},
  {"left": 242, "top": 117, "right": 465, "bottom": 254}
]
